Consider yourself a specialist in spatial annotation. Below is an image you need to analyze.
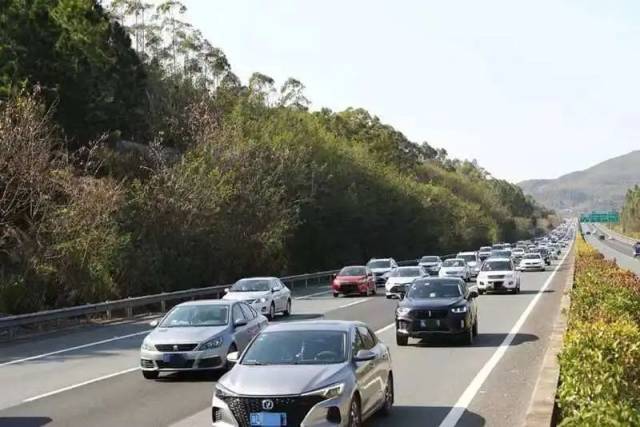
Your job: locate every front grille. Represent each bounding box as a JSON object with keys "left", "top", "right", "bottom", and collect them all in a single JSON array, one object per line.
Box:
[
  {"left": 155, "top": 343, "right": 198, "bottom": 352},
  {"left": 220, "top": 395, "right": 325, "bottom": 427},
  {"left": 413, "top": 319, "right": 449, "bottom": 332},
  {"left": 156, "top": 359, "right": 195, "bottom": 369},
  {"left": 390, "top": 285, "right": 406, "bottom": 293},
  {"left": 140, "top": 359, "right": 155, "bottom": 369},
  {"left": 338, "top": 283, "right": 358, "bottom": 293},
  {"left": 488, "top": 275, "right": 505, "bottom": 279},
  {"left": 410, "top": 309, "right": 448, "bottom": 319},
  {"left": 492, "top": 281, "right": 504, "bottom": 289},
  {"left": 198, "top": 356, "right": 222, "bottom": 368}
]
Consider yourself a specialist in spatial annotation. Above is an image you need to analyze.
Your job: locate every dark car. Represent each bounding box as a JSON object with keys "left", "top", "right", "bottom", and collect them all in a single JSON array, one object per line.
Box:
[
  {"left": 537, "top": 247, "right": 552, "bottom": 265},
  {"left": 331, "top": 266, "right": 376, "bottom": 297},
  {"left": 395, "top": 277, "right": 478, "bottom": 346}
]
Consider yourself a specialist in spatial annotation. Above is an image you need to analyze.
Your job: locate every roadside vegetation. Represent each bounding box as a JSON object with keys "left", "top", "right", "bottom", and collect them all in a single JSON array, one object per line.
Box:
[
  {"left": 557, "top": 236, "right": 640, "bottom": 425},
  {"left": 619, "top": 185, "right": 640, "bottom": 238},
  {"left": 0, "top": 0, "right": 554, "bottom": 314}
]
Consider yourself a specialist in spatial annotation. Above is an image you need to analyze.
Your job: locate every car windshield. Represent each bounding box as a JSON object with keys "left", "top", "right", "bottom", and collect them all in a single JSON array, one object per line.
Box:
[
  {"left": 458, "top": 254, "right": 476, "bottom": 262},
  {"left": 160, "top": 305, "right": 229, "bottom": 327},
  {"left": 482, "top": 261, "right": 512, "bottom": 271},
  {"left": 420, "top": 256, "right": 440, "bottom": 263},
  {"left": 491, "top": 250, "right": 511, "bottom": 258},
  {"left": 443, "top": 259, "right": 464, "bottom": 267},
  {"left": 367, "top": 260, "right": 391, "bottom": 269},
  {"left": 524, "top": 254, "right": 541, "bottom": 259},
  {"left": 230, "top": 279, "right": 271, "bottom": 292},
  {"left": 338, "top": 266, "right": 366, "bottom": 276},
  {"left": 389, "top": 267, "right": 422, "bottom": 278},
  {"left": 241, "top": 330, "right": 347, "bottom": 365},
  {"left": 479, "top": 247, "right": 492, "bottom": 252},
  {"left": 406, "top": 279, "right": 462, "bottom": 299}
]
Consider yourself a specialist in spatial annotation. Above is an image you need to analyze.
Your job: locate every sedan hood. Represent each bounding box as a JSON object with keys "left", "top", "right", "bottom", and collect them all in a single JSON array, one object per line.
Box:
[
  {"left": 147, "top": 325, "right": 227, "bottom": 344},
  {"left": 335, "top": 275, "right": 365, "bottom": 282},
  {"left": 386, "top": 277, "right": 416, "bottom": 285},
  {"left": 223, "top": 291, "right": 270, "bottom": 301},
  {"left": 221, "top": 363, "right": 348, "bottom": 396},
  {"left": 401, "top": 296, "right": 463, "bottom": 309},
  {"left": 370, "top": 268, "right": 391, "bottom": 274},
  {"left": 441, "top": 267, "right": 464, "bottom": 273}
]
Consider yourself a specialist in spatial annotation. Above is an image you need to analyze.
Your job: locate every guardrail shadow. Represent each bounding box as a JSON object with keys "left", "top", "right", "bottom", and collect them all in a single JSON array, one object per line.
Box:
[
  {"left": 369, "top": 406, "right": 485, "bottom": 426},
  {"left": 411, "top": 332, "right": 538, "bottom": 348},
  {"left": 0, "top": 417, "right": 53, "bottom": 427}
]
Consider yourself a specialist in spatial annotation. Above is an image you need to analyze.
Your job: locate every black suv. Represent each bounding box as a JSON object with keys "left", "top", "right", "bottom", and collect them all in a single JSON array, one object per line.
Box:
[{"left": 395, "top": 277, "right": 478, "bottom": 346}]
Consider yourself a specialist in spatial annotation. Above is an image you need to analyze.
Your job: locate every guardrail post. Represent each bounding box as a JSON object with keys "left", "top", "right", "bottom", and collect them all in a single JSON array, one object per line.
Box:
[
  {"left": 160, "top": 300, "right": 166, "bottom": 312},
  {"left": 305, "top": 278, "right": 308, "bottom": 289},
  {"left": 106, "top": 308, "right": 111, "bottom": 320},
  {"left": 126, "top": 307, "right": 133, "bottom": 318}
]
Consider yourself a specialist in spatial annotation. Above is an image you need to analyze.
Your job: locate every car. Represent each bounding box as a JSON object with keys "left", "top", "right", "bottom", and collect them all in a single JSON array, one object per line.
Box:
[
  {"left": 490, "top": 249, "right": 512, "bottom": 260},
  {"left": 223, "top": 277, "right": 292, "bottom": 320},
  {"left": 519, "top": 253, "right": 546, "bottom": 272},
  {"left": 331, "top": 266, "right": 376, "bottom": 297},
  {"left": 476, "top": 258, "right": 520, "bottom": 294},
  {"left": 634, "top": 242, "right": 640, "bottom": 257},
  {"left": 536, "top": 247, "right": 552, "bottom": 265},
  {"left": 395, "top": 277, "right": 478, "bottom": 346},
  {"left": 418, "top": 255, "right": 443, "bottom": 275},
  {"left": 384, "top": 266, "right": 428, "bottom": 299},
  {"left": 366, "top": 258, "right": 398, "bottom": 287},
  {"left": 439, "top": 258, "right": 471, "bottom": 281},
  {"left": 140, "top": 300, "right": 267, "bottom": 379},
  {"left": 212, "top": 320, "right": 394, "bottom": 427},
  {"left": 478, "top": 246, "right": 492, "bottom": 261},
  {"left": 457, "top": 251, "right": 481, "bottom": 277},
  {"left": 598, "top": 233, "right": 606, "bottom": 240},
  {"left": 511, "top": 247, "right": 525, "bottom": 264}
]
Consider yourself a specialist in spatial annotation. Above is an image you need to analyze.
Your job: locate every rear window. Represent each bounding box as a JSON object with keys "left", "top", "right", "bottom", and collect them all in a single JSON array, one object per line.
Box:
[{"left": 367, "top": 260, "right": 391, "bottom": 269}]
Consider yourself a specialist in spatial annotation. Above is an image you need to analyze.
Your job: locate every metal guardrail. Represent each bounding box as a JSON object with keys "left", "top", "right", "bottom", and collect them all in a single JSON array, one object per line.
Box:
[
  {"left": 2, "top": 256, "right": 466, "bottom": 338},
  {"left": 595, "top": 224, "right": 636, "bottom": 245}
]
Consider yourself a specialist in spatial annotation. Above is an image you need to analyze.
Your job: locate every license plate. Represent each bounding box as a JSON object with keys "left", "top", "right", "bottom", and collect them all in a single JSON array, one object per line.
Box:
[
  {"left": 420, "top": 319, "right": 440, "bottom": 328},
  {"left": 250, "top": 412, "right": 287, "bottom": 426},
  {"left": 163, "top": 353, "right": 184, "bottom": 363}
]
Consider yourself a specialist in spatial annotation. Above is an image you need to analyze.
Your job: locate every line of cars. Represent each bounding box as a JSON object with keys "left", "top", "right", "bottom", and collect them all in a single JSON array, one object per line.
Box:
[{"left": 138, "top": 223, "right": 573, "bottom": 426}]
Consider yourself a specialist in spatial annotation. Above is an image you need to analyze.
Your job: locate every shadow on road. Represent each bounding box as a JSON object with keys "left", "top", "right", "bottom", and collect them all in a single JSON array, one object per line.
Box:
[
  {"left": 0, "top": 418, "right": 53, "bottom": 427},
  {"left": 408, "top": 332, "right": 538, "bottom": 348},
  {"left": 370, "top": 406, "right": 485, "bottom": 427},
  {"left": 516, "top": 289, "right": 555, "bottom": 295}
]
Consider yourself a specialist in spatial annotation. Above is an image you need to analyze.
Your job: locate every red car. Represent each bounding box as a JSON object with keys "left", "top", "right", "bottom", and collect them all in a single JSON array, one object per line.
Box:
[{"left": 331, "top": 266, "right": 377, "bottom": 297}]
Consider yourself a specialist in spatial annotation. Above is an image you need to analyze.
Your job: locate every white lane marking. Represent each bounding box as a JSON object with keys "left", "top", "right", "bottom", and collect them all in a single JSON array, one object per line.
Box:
[
  {"left": 294, "top": 289, "right": 330, "bottom": 300},
  {"left": 338, "top": 299, "right": 368, "bottom": 309},
  {"left": 438, "top": 243, "right": 573, "bottom": 427},
  {"left": 376, "top": 323, "right": 395, "bottom": 335},
  {"left": 0, "top": 330, "right": 151, "bottom": 367},
  {"left": 22, "top": 367, "right": 140, "bottom": 403}
]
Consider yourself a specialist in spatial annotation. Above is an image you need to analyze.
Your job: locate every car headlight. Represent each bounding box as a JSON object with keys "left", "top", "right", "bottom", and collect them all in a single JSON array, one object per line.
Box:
[
  {"left": 451, "top": 306, "right": 468, "bottom": 313},
  {"left": 215, "top": 383, "right": 239, "bottom": 398},
  {"left": 197, "top": 336, "right": 224, "bottom": 350},
  {"left": 141, "top": 338, "right": 155, "bottom": 351},
  {"left": 302, "top": 382, "right": 345, "bottom": 400},
  {"left": 257, "top": 297, "right": 267, "bottom": 303},
  {"left": 396, "top": 307, "right": 411, "bottom": 316}
]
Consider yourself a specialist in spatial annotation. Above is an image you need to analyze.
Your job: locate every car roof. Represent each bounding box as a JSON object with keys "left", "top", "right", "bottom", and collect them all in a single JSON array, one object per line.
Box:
[
  {"left": 485, "top": 257, "right": 511, "bottom": 262},
  {"left": 457, "top": 251, "right": 476, "bottom": 255},
  {"left": 368, "top": 258, "right": 394, "bottom": 262},
  {"left": 444, "top": 258, "right": 466, "bottom": 262},
  {"left": 263, "top": 320, "right": 362, "bottom": 333},
  {"left": 340, "top": 265, "right": 366, "bottom": 269},
  {"left": 175, "top": 299, "right": 234, "bottom": 307},
  {"left": 236, "top": 276, "right": 278, "bottom": 281}
]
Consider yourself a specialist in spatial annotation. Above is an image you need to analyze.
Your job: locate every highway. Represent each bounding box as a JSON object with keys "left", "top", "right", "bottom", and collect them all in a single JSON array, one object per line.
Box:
[
  {"left": 586, "top": 225, "right": 640, "bottom": 275},
  {"left": 0, "top": 249, "right": 574, "bottom": 427}
]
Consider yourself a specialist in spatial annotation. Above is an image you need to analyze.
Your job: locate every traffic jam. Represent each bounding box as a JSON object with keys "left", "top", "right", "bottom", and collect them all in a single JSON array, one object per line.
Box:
[{"left": 139, "top": 225, "right": 573, "bottom": 427}]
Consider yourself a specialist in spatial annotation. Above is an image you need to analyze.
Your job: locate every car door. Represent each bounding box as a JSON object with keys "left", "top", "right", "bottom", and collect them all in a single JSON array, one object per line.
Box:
[
  {"left": 272, "top": 279, "right": 287, "bottom": 311},
  {"left": 352, "top": 327, "right": 377, "bottom": 414},
  {"left": 231, "top": 304, "right": 251, "bottom": 350},
  {"left": 366, "top": 268, "right": 374, "bottom": 290},
  {"left": 239, "top": 303, "right": 261, "bottom": 340},
  {"left": 357, "top": 326, "right": 387, "bottom": 409}
]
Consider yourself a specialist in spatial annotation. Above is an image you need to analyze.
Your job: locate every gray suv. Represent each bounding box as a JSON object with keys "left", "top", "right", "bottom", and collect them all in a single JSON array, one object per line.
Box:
[{"left": 212, "top": 320, "right": 394, "bottom": 427}]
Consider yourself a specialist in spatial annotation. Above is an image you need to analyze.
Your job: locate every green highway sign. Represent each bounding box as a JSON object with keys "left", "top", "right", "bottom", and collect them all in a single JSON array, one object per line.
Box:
[{"left": 579, "top": 211, "right": 620, "bottom": 223}]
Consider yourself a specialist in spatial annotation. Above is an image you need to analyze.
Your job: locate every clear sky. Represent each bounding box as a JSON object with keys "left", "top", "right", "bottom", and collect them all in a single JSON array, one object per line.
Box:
[{"left": 184, "top": 0, "right": 640, "bottom": 182}]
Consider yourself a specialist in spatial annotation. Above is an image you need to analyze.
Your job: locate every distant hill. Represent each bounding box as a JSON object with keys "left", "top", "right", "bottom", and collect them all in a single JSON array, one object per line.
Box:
[{"left": 518, "top": 150, "right": 640, "bottom": 215}]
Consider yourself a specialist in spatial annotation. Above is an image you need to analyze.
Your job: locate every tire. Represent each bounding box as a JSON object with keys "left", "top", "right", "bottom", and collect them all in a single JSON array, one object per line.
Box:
[
  {"left": 396, "top": 334, "right": 408, "bottom": 346},
  {"left": 479, "top": 289, "right": 485, "bottom": 295},
  {"left": 386, "top": 295, "right": 391, "bottom": 299},
  {"left": 472, "top": 318, "right": 478, "bottom": 337},
  {"left": 268, "top": 303, "right": 275, "bottom": 320},
  {"left": 379, "top": 373, "right": 394, "bottom": 416},
  {"left": 515, "top": 286, "right": 520, "bottom": 294},
  {"left": 371, "top": 286, "right": 377, "bottom": 296},
  {"left": 333, "top": 292, "right": 339, "bottom": 298},
  {"left": 142, "top": 370, "right": 159, "bottom": 380},
  {"left": 461, "top": 327, "right": 473, "bottom": 345},
  {"left": 348, "top": 395, "right": 362, "bottom": 427},
  {"left": 283, "top": 299, "right": 291, "bottom": 317}
]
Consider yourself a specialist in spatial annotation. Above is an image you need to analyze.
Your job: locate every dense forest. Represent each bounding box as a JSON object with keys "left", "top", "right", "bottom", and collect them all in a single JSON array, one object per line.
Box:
[
  {"left": 0, "top": 0, "right": 554, "bottom": 314},
  {"left": 621, "top": 186, "right": 640, "bottom": 235}
]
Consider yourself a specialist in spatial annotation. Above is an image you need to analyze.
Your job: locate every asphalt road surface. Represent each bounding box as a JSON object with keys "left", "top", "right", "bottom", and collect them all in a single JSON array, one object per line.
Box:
[
  {"left": 586, "top": 226, "right": 640, "bottom": 275},
  {"left": 0, "top": 247, "right": 574, "bottom": 427}
]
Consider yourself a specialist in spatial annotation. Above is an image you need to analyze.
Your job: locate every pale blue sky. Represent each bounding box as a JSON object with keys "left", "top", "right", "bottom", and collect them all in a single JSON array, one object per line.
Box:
[{"left": 185, "top": 0, "right": 640, "bottom": 182}]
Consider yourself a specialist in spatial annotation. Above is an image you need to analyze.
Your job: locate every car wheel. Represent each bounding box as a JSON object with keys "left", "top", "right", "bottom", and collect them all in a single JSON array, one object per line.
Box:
[
  {"left": 224, "top": 344, "right": 237, "bottom": 371},
  {"left": 371, "top": 285, "right": 377, "bottom": 296},
  {"left": 386, "top": 295, "right": 391, "bottom": 299},
  {"left": 396, "top": 334, "right": 408, "bottom": 346},
  {"left": 461, "top": 327, "right": 473, "bottom": 345},
  {"left": 348, "top": 395, "right": 362, "bottom": 427},
  {"left": 333, "top": 292, "right": 339, "bottom": 298},
  {"left": 479, "top": 289, "right": 485, "bottom": 295},
  {"left": 142, "top": 370, "right": 159, "bottom": 380},
  {"left": 268, "top": 303, "right": 275, "bottom": 320},
  {"left": 472, "top": 319, "right": 478, "bottom": 337},
  {"left": 283, "top": 299, "right": 291, "bottom": 317},
  {"left": 379, "top": 373, "right": 394, "bottom": 416}
]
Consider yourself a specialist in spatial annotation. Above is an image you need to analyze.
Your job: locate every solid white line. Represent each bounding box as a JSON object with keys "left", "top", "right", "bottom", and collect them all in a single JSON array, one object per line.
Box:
[
  {"left": 375, "top": 323, "right": 395, "bottom": 335},
  {"left": 294, "top": 289, "right": 330, "bottom": 300},
  {"left": 0, "top": 330, "right": 151, "bottom": 367},
  {"left": 438, "top": 242, "right": 574, "bottom": 427},
  {"left": 22, "top": 367, "right": 140, "bottom": 403},
  {"left": 338, "top": 299, "right": 368, "bottom": 309}
]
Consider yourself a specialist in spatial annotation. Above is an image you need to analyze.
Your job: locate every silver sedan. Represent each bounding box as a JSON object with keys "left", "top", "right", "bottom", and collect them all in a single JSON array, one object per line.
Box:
[
  {"left": 212, "top": 320, "right": 394, "bottom": 427},
  {"left": 140, "top": 300, "right": 267, "bottom": 379}
]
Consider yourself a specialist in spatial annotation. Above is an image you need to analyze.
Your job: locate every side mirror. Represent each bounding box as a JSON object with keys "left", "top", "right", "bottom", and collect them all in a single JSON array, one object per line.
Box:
[
  {"left": 331, "top": 273, "right": 337, "bottom": 280},
  {"left": 149, "top": 319, "right": 159, "bottom": 327},
  {"left": 469, "top": 290, "right": 479, "bottom": 299},
  {"left": 224, "top": 288, "right": 230, "bottom": 293},
  {"left": 354, "top": 349, "right": 376, "bottom": 362},
  {"left": 271, "top": 288, "right": 277, "bottom": 293},
  {"left": 234, "top": 318, "right": 248, "bottom": 327},
  {"left": 226, "top": 351, "right": 239, "bottom": 365}
]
